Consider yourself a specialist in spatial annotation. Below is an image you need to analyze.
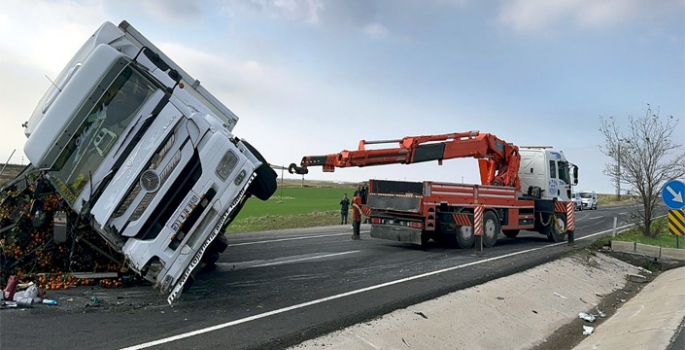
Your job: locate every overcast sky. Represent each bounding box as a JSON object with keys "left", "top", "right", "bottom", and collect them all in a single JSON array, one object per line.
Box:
[{"left": 1, "top": 0, "right": 683, "bottom": 194}]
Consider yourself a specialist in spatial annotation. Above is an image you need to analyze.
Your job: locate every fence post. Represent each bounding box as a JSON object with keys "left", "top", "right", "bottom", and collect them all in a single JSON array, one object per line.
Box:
[{"left": 612, "top": 217, "right": 618, "bottom": 238}]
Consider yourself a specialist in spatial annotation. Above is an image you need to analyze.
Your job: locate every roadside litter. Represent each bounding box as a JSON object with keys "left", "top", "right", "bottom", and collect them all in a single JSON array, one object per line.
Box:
[
  {"left": 578, "top": 306, "right": 606, "bottom": 323},
  {"left": 582, "top": 325, "right": 594, "bottom": 335},
  {"left": 2, "top": 277, "right": 59, "bottom": 308}
]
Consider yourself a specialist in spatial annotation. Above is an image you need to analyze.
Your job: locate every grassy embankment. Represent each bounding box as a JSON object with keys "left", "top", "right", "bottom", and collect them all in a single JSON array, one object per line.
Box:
[
  {"left": 225, "top": 182, "right": 357, "bottom": 233},
  {"left": 594, "top": 193, "right": 683, "bottom": 249},
  {"left": 594, "top": 217, "right": 684, "bottom": 249}
]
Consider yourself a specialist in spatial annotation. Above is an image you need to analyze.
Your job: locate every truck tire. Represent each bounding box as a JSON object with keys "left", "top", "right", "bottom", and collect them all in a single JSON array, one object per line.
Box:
[
  {"left": 455, "top": 225, "right": 475, "bottom": 249},
  {"left": 502, "top": 229, "right": 519, "bottom": 238},
  {"left": 482, "top": 211, "right": 500, "bottom": 248},
  {"left": 210, "top": 233, "right": 229, "bottom": 254},
  {"left": 547, "top": 213, "right": 567, "bottom": 243},
  {"left": 202, "top": 250, "right": 220, "bottom": 265},
  {"left": 241, "top": 139, "right": 277, "bottom": 201}
]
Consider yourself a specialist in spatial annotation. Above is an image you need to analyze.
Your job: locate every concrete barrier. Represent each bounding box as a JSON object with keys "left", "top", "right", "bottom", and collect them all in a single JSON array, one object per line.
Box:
[
  {"left": 612, "top": 241, "right": 685, "bottom": 262},
  {"left": 634, "top": 243, "right": 661, "bottom": 259},
  {"left": 611, "top": 241, "right": 635, "bottom": 254},
  {"left": 660, "top": 247, "right": 685, "bottom": 261}
]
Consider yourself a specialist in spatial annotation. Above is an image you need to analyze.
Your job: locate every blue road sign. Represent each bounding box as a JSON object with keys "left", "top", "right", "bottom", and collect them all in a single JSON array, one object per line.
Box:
[{"left": 662, "top": 179, "right": 685, "bottom": 210}]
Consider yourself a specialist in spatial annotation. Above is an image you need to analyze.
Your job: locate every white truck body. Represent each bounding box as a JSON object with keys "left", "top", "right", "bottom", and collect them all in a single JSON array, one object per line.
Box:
[
  {"left": 518, "top": 148, "right": 577, "bottom": 201},
  {"left": 22, "top": 21, "right": 276, "bottom": 304}
]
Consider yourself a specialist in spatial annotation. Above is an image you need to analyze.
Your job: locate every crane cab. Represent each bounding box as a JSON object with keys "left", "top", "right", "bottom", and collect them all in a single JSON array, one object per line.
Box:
[{"left": 518, "top": 147, "right": 578, "bottom": 202}]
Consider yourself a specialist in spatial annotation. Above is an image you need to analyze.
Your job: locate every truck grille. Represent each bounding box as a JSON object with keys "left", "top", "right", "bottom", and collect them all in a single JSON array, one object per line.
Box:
[{"left": 135, "top": 151, "right": 202, "bottom": 240}]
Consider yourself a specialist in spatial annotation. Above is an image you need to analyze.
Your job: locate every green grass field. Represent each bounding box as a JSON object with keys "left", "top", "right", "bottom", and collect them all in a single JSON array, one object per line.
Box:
[{"left": 225, "top": 186, "right": 356, "bottom": 233}]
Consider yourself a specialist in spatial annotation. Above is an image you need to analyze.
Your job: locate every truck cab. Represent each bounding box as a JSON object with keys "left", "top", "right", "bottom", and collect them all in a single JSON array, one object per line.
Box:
[
  {"left": 518, "top": 147, "right": 578, "bottom": 201},
  {"left": 22, "top": 21, "right": 277, "bottom": 304}
]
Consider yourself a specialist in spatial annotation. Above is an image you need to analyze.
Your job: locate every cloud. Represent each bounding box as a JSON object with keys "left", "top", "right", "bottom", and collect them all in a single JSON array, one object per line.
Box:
[
  {"left": 497, "top": 0, "right": 685, "bottom": 34},
  {"left": 363, "top": 22, "right": 388, "bottom": 39},
  {"left": 221, "top": 0, "right": 324, "bottom": 23},
  {"left": 139, "top": 0, "right": 205, "bottom": 21}
]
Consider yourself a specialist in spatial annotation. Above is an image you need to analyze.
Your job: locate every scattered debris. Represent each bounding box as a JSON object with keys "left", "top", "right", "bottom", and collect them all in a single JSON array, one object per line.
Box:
[
  {"left": 578, "top": 312, "right": 596, "bottom": 322},
  {"left": 582, "top": 325, "right": 594, "bottom": 335},
  {"left": 413, "top": 311, "right": 428, "bottom": 319},
  {"left": 554, "top": 292, "right": 567, "bottom": 299},
  {"left": 595, "top": 307, "right": 606, "bottom": 318},
  {"left": 1, "top": 173, "right": 135, "bottom": 293},
  {"left": 637, "top": 266, "right": 653, "bottom": 274},
  {"left": 402, "top": 337, "right": 411, "bottom": 347},
  {"left": 496, "top": 296, "right": 505, "bottom": 300},
  {"left": 626, "top": 273, "right": 649, "bottom": 283}
]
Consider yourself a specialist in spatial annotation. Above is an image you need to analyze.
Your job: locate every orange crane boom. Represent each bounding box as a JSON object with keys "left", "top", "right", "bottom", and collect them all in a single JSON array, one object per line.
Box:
[{"left": 288, "top": 131, "right": 521, "bottom": 191}]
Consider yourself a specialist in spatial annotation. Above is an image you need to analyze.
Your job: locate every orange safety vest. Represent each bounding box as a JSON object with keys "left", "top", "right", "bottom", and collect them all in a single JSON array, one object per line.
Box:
[{"left": 352, "top": 196, "right": 362, "bottom": 222}]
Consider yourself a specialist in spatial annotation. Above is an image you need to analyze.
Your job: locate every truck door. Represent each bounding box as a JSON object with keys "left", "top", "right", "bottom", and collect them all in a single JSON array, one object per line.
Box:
[{"left": 548, "top": 159, "right": 559, "bottom": 198}]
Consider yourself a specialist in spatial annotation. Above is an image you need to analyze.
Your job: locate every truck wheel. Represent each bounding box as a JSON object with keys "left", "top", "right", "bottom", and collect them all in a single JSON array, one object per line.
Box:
[
  {"left": 502, "top": 229, "right": 519, "bottom": 238},
  {"left": 241, "top": 140, "right": 278, "bottom": 201},
  {"left": 210, "top": 234, "right": 229, "bottom": 254},
  {"left": 547, "top": 213, "right": 567, "bottom": 243},
  {"left": 455, "top": 225, "right": 475, "bottom": 249},
  {"left": 482, "top": 211, "right": 500, "bottom": 248},
  {"left": 182, "top": 275, "right": 195, "bottom": 293},
  {"left": 202, "top": 250, "right": 220, "bottom": 265}
]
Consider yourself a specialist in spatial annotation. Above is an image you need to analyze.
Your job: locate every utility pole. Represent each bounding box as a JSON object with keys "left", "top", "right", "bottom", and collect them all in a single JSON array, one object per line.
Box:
[{"left": 617, "top": 143, "right": 621, "bottom": 201}]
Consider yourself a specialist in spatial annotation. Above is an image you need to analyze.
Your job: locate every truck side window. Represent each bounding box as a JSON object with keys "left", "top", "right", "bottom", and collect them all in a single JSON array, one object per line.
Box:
[{"left": 549, "top": 160, "right": 557, "bottom": 179}]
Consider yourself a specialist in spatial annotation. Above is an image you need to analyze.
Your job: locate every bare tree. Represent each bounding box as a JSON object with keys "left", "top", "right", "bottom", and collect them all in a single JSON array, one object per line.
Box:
[{"left": 599, "top": 105, "right": 685, "bottom": 237}]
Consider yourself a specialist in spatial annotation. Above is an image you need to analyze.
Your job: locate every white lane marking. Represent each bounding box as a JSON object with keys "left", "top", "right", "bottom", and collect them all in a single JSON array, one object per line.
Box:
[
  {"left": 590, "top": 217, "right": 604, "bottom": 220},
  {"left": 229, "top": 231, "right": 369, "bottom": 247},
  {"left": 121, "top": 218, "right": 663, "bottom": 350},
  {"left": 216, "top": 251, "right": 360, "bottom": 271},
  {"left": 619, "top": 212, "right": 628, "bottom": 215}
]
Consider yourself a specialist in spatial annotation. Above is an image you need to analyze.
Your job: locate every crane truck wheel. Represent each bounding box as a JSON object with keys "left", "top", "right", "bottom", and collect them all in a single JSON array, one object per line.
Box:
[
  {"left": 547, "top": 213, "right": 567, "bottom": 243},
  {"left": 455, "top": 224, "right": 475, "bottom": 249},
  {"left": 482, "top": 211, "right": 500, "bottom": 248},
  {"left": 241, "top": 139, "right": 278, "bottom": 201},
  {"left": 502, "top": 229, "right": 519, "bottom": 238}
]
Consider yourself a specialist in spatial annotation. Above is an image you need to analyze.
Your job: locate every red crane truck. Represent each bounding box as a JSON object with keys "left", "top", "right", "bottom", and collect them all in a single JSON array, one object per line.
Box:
[{"left": 289, "top": 131, "right": 579, "bottom": 249}]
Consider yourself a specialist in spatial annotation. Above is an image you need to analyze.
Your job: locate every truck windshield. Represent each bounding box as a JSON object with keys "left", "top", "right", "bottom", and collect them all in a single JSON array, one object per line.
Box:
[{"left": 50, "top": 65, "right": 156, "bottom": 206}]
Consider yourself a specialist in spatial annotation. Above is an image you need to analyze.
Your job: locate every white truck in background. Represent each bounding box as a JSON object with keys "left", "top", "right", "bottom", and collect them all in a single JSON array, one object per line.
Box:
[{"left": 22, "top": 20, "right": 277, "bottom": 304}]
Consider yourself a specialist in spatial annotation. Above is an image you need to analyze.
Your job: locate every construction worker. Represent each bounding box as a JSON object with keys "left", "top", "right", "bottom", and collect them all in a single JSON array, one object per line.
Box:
[
  {"left": 339, "top": 193, "right": 350, "bottom": 225},
  {"left": 351, "top": 193, "right": 363, "bottom": 240}
]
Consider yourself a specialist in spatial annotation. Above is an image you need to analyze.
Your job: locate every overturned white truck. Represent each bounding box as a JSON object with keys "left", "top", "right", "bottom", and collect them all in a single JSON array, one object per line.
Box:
[{"left": 22, "top": 21, "right": 277, "bottom": 304}]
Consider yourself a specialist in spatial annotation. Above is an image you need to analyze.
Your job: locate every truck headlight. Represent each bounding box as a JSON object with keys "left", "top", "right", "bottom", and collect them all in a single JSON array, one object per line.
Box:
[{"left": 216, "top": 150, "right": 239, "bottom": 181}]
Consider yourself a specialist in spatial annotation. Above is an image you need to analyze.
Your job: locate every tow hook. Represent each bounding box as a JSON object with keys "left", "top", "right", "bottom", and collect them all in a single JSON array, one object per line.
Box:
[{"left": 288, "top": 163, "right": 308, "bottom": 175}]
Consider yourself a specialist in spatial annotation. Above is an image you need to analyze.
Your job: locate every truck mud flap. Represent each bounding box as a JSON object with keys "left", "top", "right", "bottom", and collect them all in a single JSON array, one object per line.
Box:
[
  {"left": 370, "top": 225, "right": 423, "bottom": 245},
  {"left": 165, "top": 173, "right": 256, "bottom": 305}
]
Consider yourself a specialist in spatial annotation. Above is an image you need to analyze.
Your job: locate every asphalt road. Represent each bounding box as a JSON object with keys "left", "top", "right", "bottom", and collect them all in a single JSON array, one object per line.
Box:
[{"left": 1, "top": 204, "right": 665, "bottom": 350}]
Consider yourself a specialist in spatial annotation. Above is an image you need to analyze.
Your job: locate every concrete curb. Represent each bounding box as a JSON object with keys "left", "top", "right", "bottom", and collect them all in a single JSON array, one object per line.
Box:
[{"left": 611, "top": 241, "right": 685, "bottom": 262}]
